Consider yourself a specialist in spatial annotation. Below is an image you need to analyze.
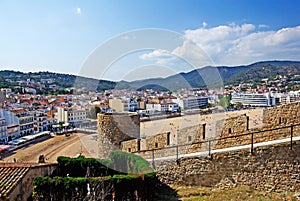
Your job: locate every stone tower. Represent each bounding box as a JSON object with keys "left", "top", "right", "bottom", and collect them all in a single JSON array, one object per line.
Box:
[{"left": 97, "top": 113, "right": 140, "bottom": 159}]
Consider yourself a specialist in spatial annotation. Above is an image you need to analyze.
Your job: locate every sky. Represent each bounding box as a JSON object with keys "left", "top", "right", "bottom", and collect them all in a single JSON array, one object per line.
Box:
[{"left": 0, "top": 0, "right": 300, "bottom": 81}]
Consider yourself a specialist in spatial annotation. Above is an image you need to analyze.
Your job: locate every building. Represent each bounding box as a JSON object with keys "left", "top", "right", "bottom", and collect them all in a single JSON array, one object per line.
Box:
[
  {"left": 276, "top": 92, "right": 300, "bottom": 105},
  {"left": 55, "top": 107, "right": 87, "bottom": 123},
  {"left": 0, "top": 163, "right": 57, "bottom": 201},
  {"left": 0, "top": 109, "right": 20, "bottom": 141},
  {"left": 231, "top": 92, "right": 275, "bottom": 107},
  {"left": 174, "top": 96, "right": 208, "bottom": 109},
  {"left": 146, "top": 102, "right": 179, "bottom": 113},
  {"left": 109, "top": 98, "right": 139, "bottom": 112},
  {"left": 33, "top": 110, "right": 49, "bottom": 132},
  {"left": 0, "top": 117, "right": 8, "bottom": 144},
  {"left": 10, "top": 109, "right": 34, "bottom": 136}
]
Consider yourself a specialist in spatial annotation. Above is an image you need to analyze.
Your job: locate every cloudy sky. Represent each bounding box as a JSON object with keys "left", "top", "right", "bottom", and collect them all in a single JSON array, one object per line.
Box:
[{"left": 0, "top": 0, "right": 299, "bottom": 81}]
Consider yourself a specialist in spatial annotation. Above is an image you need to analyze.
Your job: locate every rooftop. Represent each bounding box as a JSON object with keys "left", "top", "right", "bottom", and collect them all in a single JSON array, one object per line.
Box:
[{"left": 0, "top": 163, "right": 31, "bottom": 198}]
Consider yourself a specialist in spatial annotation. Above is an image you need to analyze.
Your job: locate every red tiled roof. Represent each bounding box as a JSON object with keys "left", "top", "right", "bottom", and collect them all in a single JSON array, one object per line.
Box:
[
  {"left": 10, "top": 109, "right": 26, "bottom": 114},
  {"left": 0, "top": 163, "right": 31, "bottom": 198}
]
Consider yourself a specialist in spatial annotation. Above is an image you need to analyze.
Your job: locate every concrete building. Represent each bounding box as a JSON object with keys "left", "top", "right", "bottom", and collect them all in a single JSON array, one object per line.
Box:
[
  {"left": 0, "top": 117, "right": 8, "bottom": 144},
  {"left": 0, "top": 109, "right": 20, "bottom": 141},
  {"left": 174, "top": 96, "right": 208, "bottom": 109},
  {"left": 33, "top": 110, "right": 49, "bottom": 132},
  {"left": 11, "top": 109, "right": 34, "bottom": 136},
  {"left": 231, "top": 92, "right": 275, "bottom": 107},
  {"left": 55, "top": 107, "right": 87, "bottom": 123},
  {"left": 109, "top": 98, "right": 139, "bottom": 112},
  {"left": 276, "top": 92, "right": 300, "bottom": 105},
  {"left": 146, "top": 102, "right": 179, "bottom": 112}
]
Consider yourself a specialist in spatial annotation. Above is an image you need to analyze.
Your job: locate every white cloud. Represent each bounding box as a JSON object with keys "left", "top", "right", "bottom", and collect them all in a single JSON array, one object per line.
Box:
[
  {"left": 183, "top": 23, "right": 300, "bottom": 65},
  {"left": 258, "top": 24, "right": 269, "bottom": 28},
  {"left": 202, "top": 21, "right": 208, "bottom": 28},
  {"left": 139, "top": 49, "right": 176, "bottom": 65},
  {"left": 76, "top": 7, "right": 81, "bottom": 15},
  {"left": 139, "top": 24, "right": 300, "bottom": 68}
]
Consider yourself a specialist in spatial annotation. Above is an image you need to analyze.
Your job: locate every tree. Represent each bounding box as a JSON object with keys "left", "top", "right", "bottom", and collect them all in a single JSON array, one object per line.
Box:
[
  {"left": 218, "top": 95, "right": 232, "bottom": 108},
  {"left": 88, "top": 106, "right": 101, "bottom": 119}
]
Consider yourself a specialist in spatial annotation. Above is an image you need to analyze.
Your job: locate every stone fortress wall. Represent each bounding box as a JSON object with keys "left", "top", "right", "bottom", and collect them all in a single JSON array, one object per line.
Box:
[
  {"left": 156, "top": 141, "right": 300, "bottom": 193},
  {"left": 98, "top": 102, "right": 300, "bottom": 159},
  {"left": 98, "top": 102, "right": 300, "bottom": 192},
  {"left": 120, "top": 102, "right": 300, "bottom": 155},
  {"left": 97, "top": 113, "right": 140, "bottom": 159}
]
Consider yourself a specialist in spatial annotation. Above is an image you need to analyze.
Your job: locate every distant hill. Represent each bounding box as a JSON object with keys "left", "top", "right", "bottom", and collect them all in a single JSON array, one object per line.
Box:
[
  {"left": 0, "top": 70, "right": 116, "bottom": 93},
  {"left": 119, "top": 60, "right": 300, "bottom": 90},
  {"left": 1, "top": 61, "right": 300, "bottom": 92}
]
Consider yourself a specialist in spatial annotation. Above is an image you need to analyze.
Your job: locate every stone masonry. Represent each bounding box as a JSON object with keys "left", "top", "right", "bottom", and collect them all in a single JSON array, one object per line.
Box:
[
  {"left": 98, "top": 113, "right": 140, "bottom": 159},
  {"left": 156, "top": 141, "right": 300, "bottom": 193}
]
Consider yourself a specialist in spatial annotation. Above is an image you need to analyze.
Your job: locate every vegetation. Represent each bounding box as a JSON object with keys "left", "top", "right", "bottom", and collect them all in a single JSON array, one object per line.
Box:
[
  {"left": 0, "top": 70, "right": 116, "bottom": 94},
  {"left": 33, "top": 151, "right": 156, "bottom": 200},
  {"left": 57, "top": 150, "right": 153, "bottom": 177},
  {"left": 218, "top": 95, "right": 232, "bottom": 108},
  {"left": 173, "top": 185, "right": 298, "bottom": 201},
  {"left": 87, "top": 106, "right": 101, "bottom": 119},
  {"left": 1, "top": 61, "right": 300, "bottom": 92}
]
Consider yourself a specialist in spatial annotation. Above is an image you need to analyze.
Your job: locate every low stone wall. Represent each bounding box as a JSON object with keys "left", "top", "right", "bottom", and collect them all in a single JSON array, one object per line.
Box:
[
  {"left": 9, "top": 164, "right": 57, "bottom": 201},
  {"left": 156, "top": 141, "right": 300, "bottom": 193}
]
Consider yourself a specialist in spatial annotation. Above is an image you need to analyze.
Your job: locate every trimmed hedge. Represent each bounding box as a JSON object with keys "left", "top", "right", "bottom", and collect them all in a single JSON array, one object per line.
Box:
[
  {"left": 33, "top": 173, "right": 156, "bottom": 201},
  {"left": 109, "top": 150, "right": 154, "bottom": 174},
  {"left": 57, "top": 150, "right": 153, "bottom": 177},
  {"left": 33, "top": 151, "right": 155, "bottom": 200}
]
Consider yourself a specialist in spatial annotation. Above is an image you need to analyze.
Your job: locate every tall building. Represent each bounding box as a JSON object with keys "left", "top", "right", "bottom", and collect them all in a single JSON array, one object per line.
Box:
[
  {"left": 174, "top": 96, "right": 208, "bottom": 109},
  {"left": 0, "top": 109, "right": 20, "bottom": 141},
  {"left": 231, "top": 92, "right": 275, "bottom": 107},
  {"left": 10, "top": 109, "right": 34, "bottom": 136},
  {"left": 0, "top": 117, "right": 8, "bottom": 144},
  {"left": 109, "top": 98, "right": 139, "bottom": 112},
  {"left": 55, "top": 107, "right": 87, "bottom": 123}
]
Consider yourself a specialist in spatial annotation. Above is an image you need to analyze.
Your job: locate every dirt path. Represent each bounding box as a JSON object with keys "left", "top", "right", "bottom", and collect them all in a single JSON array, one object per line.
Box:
[{"left": 2, "top": 133, "right": 93, "bottom": 163}]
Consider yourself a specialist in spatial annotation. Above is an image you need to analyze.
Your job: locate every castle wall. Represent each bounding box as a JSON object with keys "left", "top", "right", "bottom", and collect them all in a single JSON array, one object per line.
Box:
[
  {"left": 156, "top": 141, "right": 300, "bottom": 193},
  {"left": 97, "top": 113, "right": 140, "bottom": 159}
]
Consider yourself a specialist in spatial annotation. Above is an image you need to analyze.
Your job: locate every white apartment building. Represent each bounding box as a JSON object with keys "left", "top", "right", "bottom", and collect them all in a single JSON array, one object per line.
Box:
[
  {"left": 0, "top": 109, "right": 20, "bottom": 141},
  {"left": 55, "top": 107, "right": 87, "bottom": 123},
  {"left": 33, "top": 110, "right": 49, "bottom": 132},
  {"left": 146, "top": 103, "right": 179, "bottom": 112},
  {"left": 11, "top": 109, "right": 34, "bottom": 136},
  {"left": 0, "top": 117, "right": 8, "bottom": 144},
  {"left": 231, "top": 92, "right": 275, "bottom": 107},
  {"left": 276, "top": 92, "right": 300, "bottom": 104},
  {"left": 109, "top": 98, "right": 139, "bottom": 112}
]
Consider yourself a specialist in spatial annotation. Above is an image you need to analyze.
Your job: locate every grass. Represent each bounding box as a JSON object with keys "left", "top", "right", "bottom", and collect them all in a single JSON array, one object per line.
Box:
[{"left": 172, "top": 185, "right": 298, "bottom": 201}]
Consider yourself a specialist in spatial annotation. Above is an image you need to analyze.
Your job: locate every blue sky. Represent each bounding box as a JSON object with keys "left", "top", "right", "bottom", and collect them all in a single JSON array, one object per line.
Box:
[{"left": 0, "top": 0, "right": 300, "bottom": 81}]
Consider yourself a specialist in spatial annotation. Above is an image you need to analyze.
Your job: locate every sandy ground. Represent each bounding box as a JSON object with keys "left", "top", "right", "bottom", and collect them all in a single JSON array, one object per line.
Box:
[{"left": 2, "top": 133, "right": 98, "bottom": 163}]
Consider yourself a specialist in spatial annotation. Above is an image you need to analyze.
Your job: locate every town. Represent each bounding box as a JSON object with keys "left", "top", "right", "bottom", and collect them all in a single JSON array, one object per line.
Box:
[{"left": 0, "top": 69, "right": 300, "bottom": 146}]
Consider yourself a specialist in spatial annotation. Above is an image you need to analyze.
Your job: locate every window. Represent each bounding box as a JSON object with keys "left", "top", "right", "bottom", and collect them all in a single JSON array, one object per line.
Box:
[
  {"left": 166, "top": 132, "right": 170, "bottom": 145},
  {"left": 188, "top": 136, "right": 192, "bottom": 142},
  {"left": 128, "top": 148, "right": 131, "bottom": 152},
  {"left": 155, "top": 142, "right": 158, "bottom": 148},
  {"left": 228, "top": 128, "right": 232, "bottom": 134},
  {"left": 202, "top": 124, "right": 206, "bottom": 139}
]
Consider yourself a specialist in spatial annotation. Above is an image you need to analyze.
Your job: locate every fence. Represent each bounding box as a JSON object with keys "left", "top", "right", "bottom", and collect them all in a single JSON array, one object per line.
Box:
[{"left": 133, "top": 123, "right": 300, "bottom": 169}]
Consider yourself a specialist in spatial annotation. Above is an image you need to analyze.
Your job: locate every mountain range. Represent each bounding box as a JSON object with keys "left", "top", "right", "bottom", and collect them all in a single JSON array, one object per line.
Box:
[
  {"left": 1, "top": 60, "right": 300, "bottom": 92},
  {"left": 118, "top": 60, "right": 300, "bottom": 90}
]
